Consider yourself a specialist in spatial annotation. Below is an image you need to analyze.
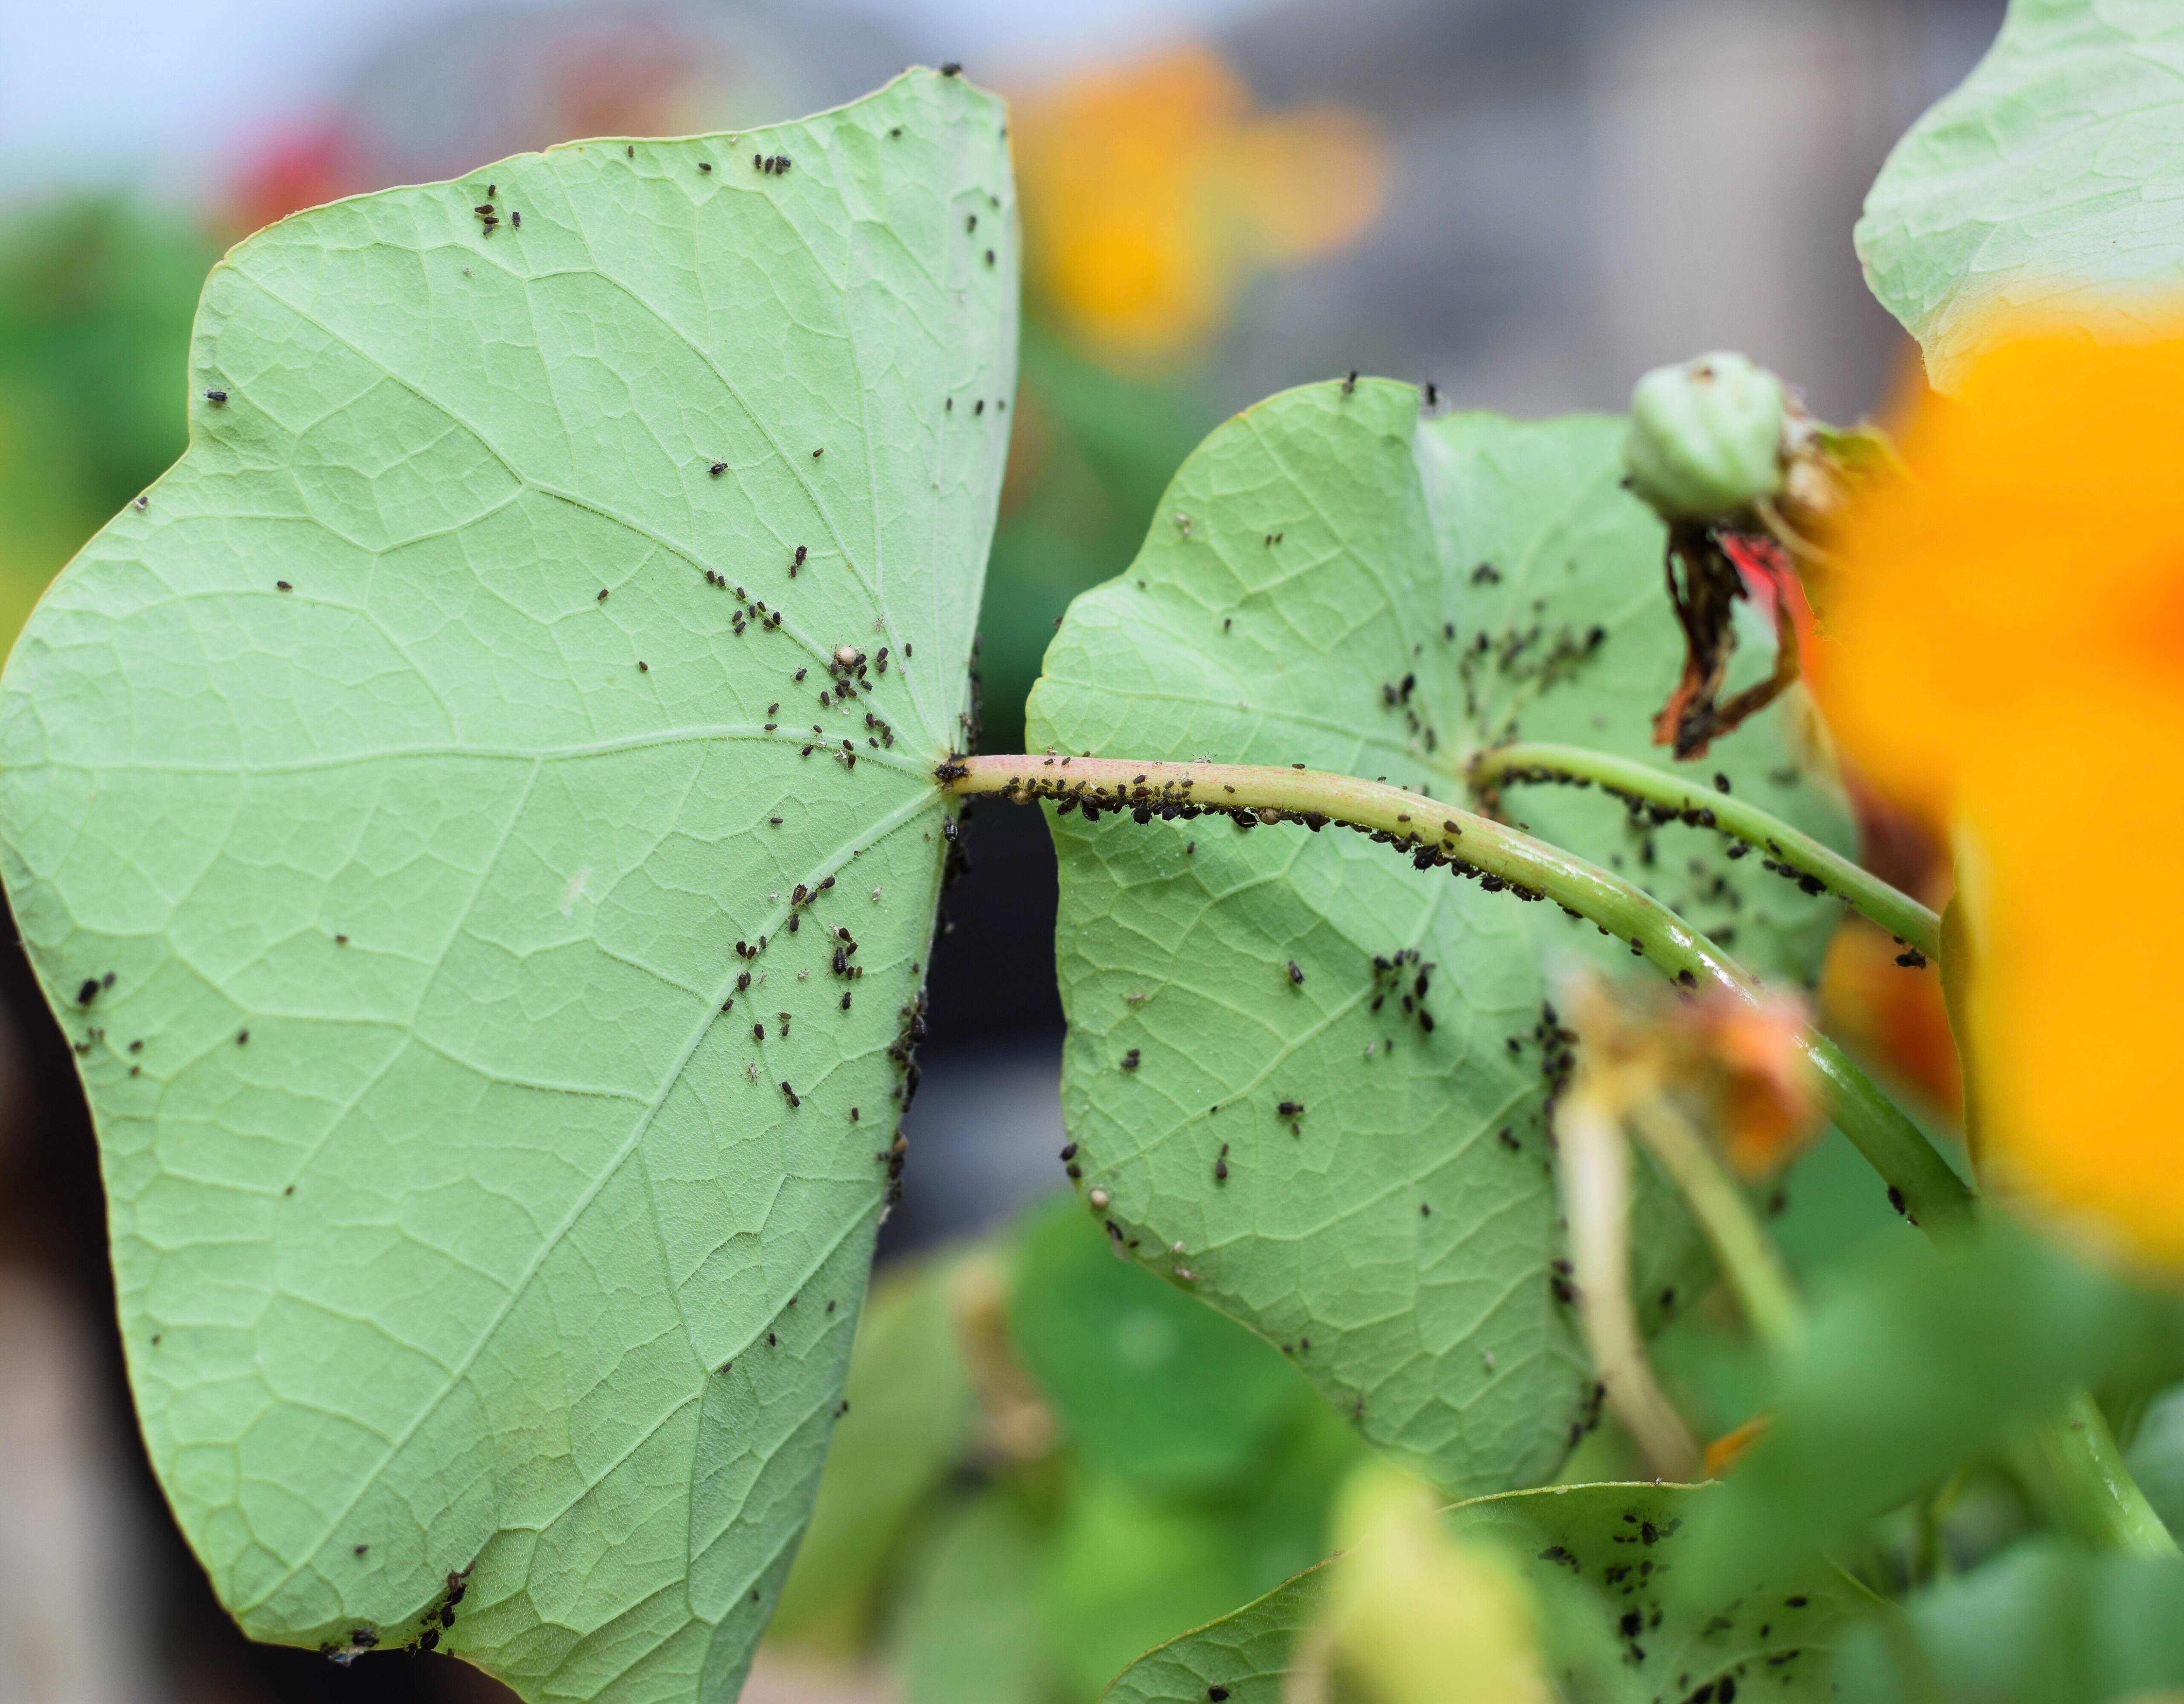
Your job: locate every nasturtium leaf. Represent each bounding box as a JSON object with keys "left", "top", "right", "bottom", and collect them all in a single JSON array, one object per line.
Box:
[
  {"left": 1099, "top": 1557, "right": 1332, "bottom": 1704},
  {"left": 1857, "top": 0, "right": 2184, "bottom": 386},
  {"left": 1027, "top": 381, "right": 1849, "bottom": 1494},
  {"left": 0, "top": 71, "right": 1014, "bottom": 1702},
  {"left": 1099, "top": 1483, "right": 1873, "bottom": 1704}
]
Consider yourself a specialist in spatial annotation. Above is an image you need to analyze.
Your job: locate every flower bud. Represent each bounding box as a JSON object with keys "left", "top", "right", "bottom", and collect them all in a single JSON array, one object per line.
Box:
[{"left": 1621, "top": 351, "right": 1786, "bottom": 522}]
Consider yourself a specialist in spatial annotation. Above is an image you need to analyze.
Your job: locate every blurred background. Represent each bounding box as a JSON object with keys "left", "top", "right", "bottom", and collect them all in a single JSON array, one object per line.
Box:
[{"left": 0, "top": 0, "right": 2004, "bottom": 1699}]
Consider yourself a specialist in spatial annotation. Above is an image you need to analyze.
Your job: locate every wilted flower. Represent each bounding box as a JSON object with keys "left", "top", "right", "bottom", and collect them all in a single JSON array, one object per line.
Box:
[{"left": 1566, "top": 974, "right": 1827, "bottom": 1180}]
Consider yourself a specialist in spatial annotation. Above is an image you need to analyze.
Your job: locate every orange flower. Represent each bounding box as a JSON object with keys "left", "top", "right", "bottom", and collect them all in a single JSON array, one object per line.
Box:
[
  {"left": 1814, "top": 334, "right": 2184, "bottom": 1266},
  {"left": 1011, "top": 46, "right": 1385, "bottom": 365}
]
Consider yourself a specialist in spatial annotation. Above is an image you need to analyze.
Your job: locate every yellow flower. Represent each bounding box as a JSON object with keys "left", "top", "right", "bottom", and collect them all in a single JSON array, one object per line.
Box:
[
  {"left": 1814, "top": 334, "right": 2184, "bottom": 1266},
  {"left": 1010, "top": 46, "right": 1386, "bottom": 366}
]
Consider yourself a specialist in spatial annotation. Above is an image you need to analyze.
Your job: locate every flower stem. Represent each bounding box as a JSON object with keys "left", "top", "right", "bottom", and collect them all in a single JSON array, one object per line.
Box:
[
  {"left": 943, "top": 754, "right": 1972, "bottom": 1229},
  {"left": 1469, "top": 740, "right": 1941, "bottom": 963},
  {"left": 1560, "top": 1093, "right": 1703, "bottom": 1479},
  {"left": 2020, "top": 1388, "right": 2180, "bottom": 1557},
  {"left": 1626, "top": 1098, "right": 1806, "bottom": 1356}
]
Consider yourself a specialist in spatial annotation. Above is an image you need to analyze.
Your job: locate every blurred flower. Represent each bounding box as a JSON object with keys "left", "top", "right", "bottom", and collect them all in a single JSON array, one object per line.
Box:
[
  {"left": 1011, "top": 45, "right": 1386, "bottom": 367},
  {"left": 1311, "top": 1461, "right": 1553, "bottom": 1704},
  {"left": 1567, "top": 975, "right": 1827, "bottom": 1180},
  {"left": 1813, "top": 332, "right": 2184, "bottom": 1266}
]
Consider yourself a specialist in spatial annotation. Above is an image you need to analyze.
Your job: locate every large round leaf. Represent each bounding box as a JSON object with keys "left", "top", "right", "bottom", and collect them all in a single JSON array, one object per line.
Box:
[
  {"left": 1857, "top": 0, "right": 2184, "bottom": 386},
  {"left": 0, "top": 71, "right": 1014, "bottom": 1703},
  {"left": 1027, "top": 380, "right": 1849, "bottom": 1493}
]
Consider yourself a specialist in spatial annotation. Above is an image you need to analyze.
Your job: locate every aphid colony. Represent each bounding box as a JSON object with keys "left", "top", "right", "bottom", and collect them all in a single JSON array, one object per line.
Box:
[
  {"left": 1482, "top": 762, "right": 1851, "bottom": 912},
  {"left": 941, "top": 757, "right": 1549, "bottom": 902}
]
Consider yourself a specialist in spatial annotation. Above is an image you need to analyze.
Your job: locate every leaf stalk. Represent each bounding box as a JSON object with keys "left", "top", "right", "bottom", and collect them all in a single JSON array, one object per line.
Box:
[
  {"left": 943, "top": 753, "right": 1972, "bottom": 1230},
  {"left": 1469, "top": 740, "right": 1941, "bottom": 963}
]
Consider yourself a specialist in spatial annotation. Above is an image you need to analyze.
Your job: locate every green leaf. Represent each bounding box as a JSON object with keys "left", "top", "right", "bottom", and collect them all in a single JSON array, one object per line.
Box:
[
  {"left": 1835, "top": 1540, "right": 2184, "bottom": 1704},
  {"left": 1009, "top": 1193, "right": 1307, "bottom": 1495},
  {"left": 1098, "top": 1558, "right": 1332, "bottom": 1704},
  {"left": 900, "top": 1492, "right": 1059, "bottom": 1704},
  {"left": 0, "top": 72, "right": 1014, "bottom": 1702},
  {"left": 1026, "top": 382, "right": 1850, "bottom": 1493},
  {"left": 1857, "top": 0, "right": 2184, "bottom": 385},
  {"left": 1099, "top": 1482, "right": 1873, "bottom": 1703}
]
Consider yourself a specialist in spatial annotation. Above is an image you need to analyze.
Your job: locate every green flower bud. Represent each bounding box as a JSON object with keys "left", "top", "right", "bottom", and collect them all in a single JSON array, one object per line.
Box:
[{"left": 1621, "top": 352, "right": 1786, "bottom": 522}]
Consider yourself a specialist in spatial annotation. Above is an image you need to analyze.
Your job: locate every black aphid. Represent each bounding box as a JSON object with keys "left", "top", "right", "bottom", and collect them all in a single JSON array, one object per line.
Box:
[{"left": 1287, "top": 960, "right": 1304, "bottom": 985}]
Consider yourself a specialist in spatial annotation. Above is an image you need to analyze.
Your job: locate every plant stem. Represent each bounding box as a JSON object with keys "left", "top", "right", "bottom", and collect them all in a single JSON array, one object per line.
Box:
[
  {"left": 1626, "top": 1099, "right": 1806, "bottom": 1356},
  {"left": 944, "top": 754, "right": 1972, "bottom": 1229},
  {"left": 1559, "top": 1093, "right": 1703, "bottom": 1480},
  {"left": 2020, "top": 1387, "right": 2180, "bottom": 1558},
  {"left": 949, "top": 755, "right": 2165, "bottom": 1548},
  {"left": 1469, "top": 740, "right": 1941, "bottom": 963}
]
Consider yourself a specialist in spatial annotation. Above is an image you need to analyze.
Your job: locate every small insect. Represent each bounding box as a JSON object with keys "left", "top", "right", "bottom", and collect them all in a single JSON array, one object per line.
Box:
[
  {"left": 1341, "top": 370, "right": 1357, "bottom": 395},
  {"left": 597, "top": 588, "right": 609, "bottom": 601},
  {"left": 204, "top": 388, "right": 228, "bottom": 404},
  {"left": 237, "top": 1029, "right": 249, "bottom": 1044},
  {"left": 812, "top": 447, "right": 824, "bottom": 458},
  {"left": 710, "top": 461, "right": 727, "bottom": 476},
  {"left": 133, "top": 494, "right": 148, "bottom": 510},
  {"left": 1120, "top": 1048, "right": 1140, "bottom": 1071},
  {"left": 1214, "top": 1150, "right": 1228, "bottom": 1182},
  {"left": 940, "top": 59, "right": 962, "bottom": 75},
  {"left": 974, "top": 398, "right": 985, "bottom": 415},
  {"left": 781, "top": 1082, "right": 800, "bottom": 1107},
  {"left": 1425, "top": 382, "right": 1439, "bottom": 406},
  {"left": 511, "top": 210, "right": 520, "bottom": 228},
  {"left": 769, "top": 816, "right": 782, "bottom": 826},
  {"left": 637, "top": 661, "right": 649, "bottom": 673},
  {"left": 794, "top": 667, "right": 808, "bottom": 682},
  {"left": 628, "top": 145, "right": 635, "bottom": 158},
  {"left": 753, "top": 1023, "right": 766, "bottom": 1041},
  {"left": 1209, "top": 1687, "right": 1231, "bottom": 1701},
  {"left": 945, "top": 397, "right": 953, "bottom": 411},
  {"left": 1088, "top": 1187, "right": 1110, "bottom": 1209},
  {"left": 698, "top": 161, "right": 712, "bottom": 173},
  {"left": 840, "top": 991, "right": 851, "bottom": 1010},
  {"left": 793, "top": 545, "right": 807, "bottom": 569},
  {"left": 1276, "top": 1100, "right": 1303, "bottom": 1117},
  {"left": 1287, "top": 960, "right": 1304, "bottom": 985}
]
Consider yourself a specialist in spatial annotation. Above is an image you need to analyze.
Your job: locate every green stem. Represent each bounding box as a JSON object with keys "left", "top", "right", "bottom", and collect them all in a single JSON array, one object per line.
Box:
[
  {"left": 946, "top": 755, "right": 2162, "bottom": 1550},
  {"left": 944, "top": 754, "right": 1970, "bottom": 1229},
  {"left": 1627, "top": 1099, "right": 1806, "bottom": 1356},
  {"left": 2021, "top": 1388, "right": 2180, "bottom": 1557},
  {"left": 1469, "top": 740, "right": 1942, "bottom": 964}
]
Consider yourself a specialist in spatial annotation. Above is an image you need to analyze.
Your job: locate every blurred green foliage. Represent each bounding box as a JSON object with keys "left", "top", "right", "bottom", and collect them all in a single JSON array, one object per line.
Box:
[
  {"left": 764, "top": 1194, "right": 1361, "bottom": 1701},
  {"left": 1835, "top": 1542, "right": 2184, "bottom": 1703},
  {"left": 0, "top": 197, "right": 213, "bottom": 656},
  {"left": 978, "top": 320, "right": 1212, "bottom": 754}
]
